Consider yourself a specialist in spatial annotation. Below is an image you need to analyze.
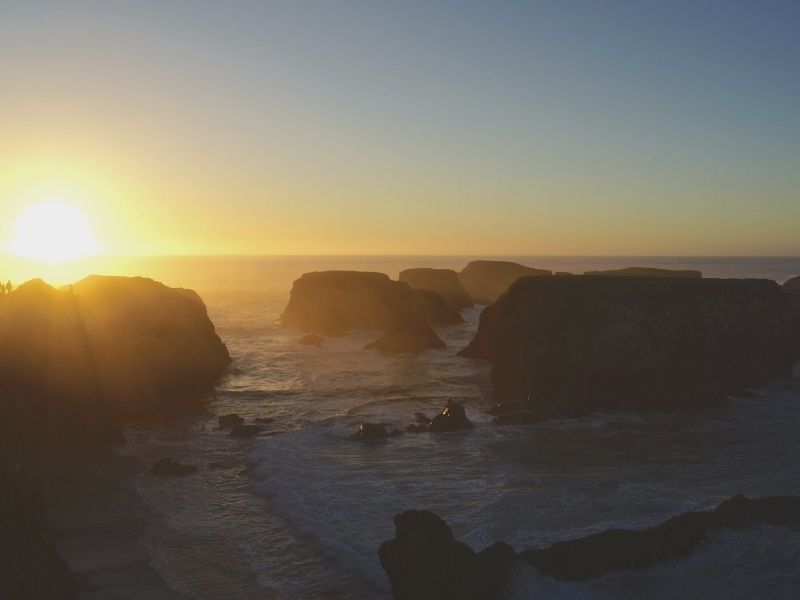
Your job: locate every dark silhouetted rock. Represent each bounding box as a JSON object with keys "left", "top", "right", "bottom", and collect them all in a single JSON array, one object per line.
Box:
[
  {"left": 378, "top": 509, "right": 519, "bottom": 600},
  {"left": 351, "top": 423, "right": 390, "bottom": 440},
  {"left": 151, "top": 458, "right": 197, "bottom": 477},
  {"left": 413, "top": 412, "right": 432, "bottom": 424},
  {"left": 584, "top": 267, "right": 702, "bottom": 278},
  {"left": 399, "top": 268, "right": 474, "bottom": 310},
  {"left": 429, "top": 400, "right": 473, "bottom": 431},
  {"left": 0, "top": 276, "right": 231, "bottom": 454},
  {"left": 461, "top": 277, "right": 800, "bottom": 415},
  {"left": 458, "top": 260, "right": 551, "bottom": 304},
  {"left": 365, "top": 318, "right": 446, "bottom": 354},
  {"left": 281, "top": 271, "right": 446, "bottom": 353},
  {"left": 784, "top": 275, "right": 800, "bottom": 295},
  {"left": 299, "top": 334, "right": 325, "bottom": 346},
  {"left": 410, "top": 289, "right": 463, "bottom": 324},
  {"left": 218, "top": 413, "right": 244, "bottom": 429},
  {"left": 405, "top": 423, "right": 429, "bottom": 433},
  {"left": 229, "top": 424, "right": 260, "bottom": 438}
]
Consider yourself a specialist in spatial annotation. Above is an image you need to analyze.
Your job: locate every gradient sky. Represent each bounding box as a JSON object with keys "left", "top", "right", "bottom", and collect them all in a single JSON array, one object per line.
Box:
[{"left": 1, "top": 1, "right": 799, "bottom": 255}]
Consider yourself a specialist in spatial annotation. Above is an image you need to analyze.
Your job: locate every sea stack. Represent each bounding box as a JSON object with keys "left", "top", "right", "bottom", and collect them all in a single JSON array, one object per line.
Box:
[
  {"left": 458, "top": 260, "right": 551, "bottom": 304},
  {"left": 399, "top": 268, "right": 473, "bottom": 310},
  {"left": 460, "top": 276, "right": 800, "bottom": 414}
]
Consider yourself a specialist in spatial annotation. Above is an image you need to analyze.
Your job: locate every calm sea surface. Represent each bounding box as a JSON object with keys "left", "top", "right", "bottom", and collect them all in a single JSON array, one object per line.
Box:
[{"left": 25, "top": 256, "right": 800, "bottom": 599}]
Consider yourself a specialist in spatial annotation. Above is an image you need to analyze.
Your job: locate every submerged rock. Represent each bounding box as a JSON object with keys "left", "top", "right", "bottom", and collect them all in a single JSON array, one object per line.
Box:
[
  {"left": 458, "top": 260, "right": 551, "bottom": 304},
  {"left": 151, "top": 458, "right": 197, "bottom": 477},
  {"left": 299, "top": 333, "right": 325, "bottom": 346},
  {"left": 351, "top": 423, "right": 390, "bottom": 440},
  {"left": 461, "top": 277, "right": 800, "bottom": 415},
  {"left": 399, "top": 268, "right": 473, "bottom": 310},
  {"left": 218, "top": 413, "right": 244, "bottom": 429},
  {"left": 584, "top": 267, "right": 702, "bottom": 278}
]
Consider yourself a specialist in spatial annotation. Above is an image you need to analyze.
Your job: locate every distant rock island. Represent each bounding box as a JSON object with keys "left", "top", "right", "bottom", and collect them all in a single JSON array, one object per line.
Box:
[
  {"left": 584, "top": 266, "right": 702, "bottom": 278},
  {"left": 461, "top": 276, "right": 800, "bottom": 414},
  {"left": 0, "top": 275, "right": 230, "bottom": 598},
  {"left": 399, "top": 268, "right": 473, "bottom": 310},
  {"left": 458, "top": 260, "right": 552, "bottom": 304},
  {"left": 281, "top": 271, "right": 450, "bottom": 353}
]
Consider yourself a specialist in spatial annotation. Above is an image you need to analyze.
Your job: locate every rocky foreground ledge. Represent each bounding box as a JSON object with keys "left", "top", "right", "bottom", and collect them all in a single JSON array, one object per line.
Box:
[
  {"left": 0, "top": 275, "right": 230, "bottom": 598},
  {"left": 379, "top": 495, "right": 800, "bottom": 600},
  {"left": 461, "top": 276, "right": 800, "bottom": 414}
]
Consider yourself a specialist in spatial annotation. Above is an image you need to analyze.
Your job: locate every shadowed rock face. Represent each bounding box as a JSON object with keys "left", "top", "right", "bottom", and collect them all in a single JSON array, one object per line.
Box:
[
  {"left": 784, "top": 275, "right": 800, "bottom": 295},
  {"left": 281, "top": 271, "right": 446, "bottom": 353},
  {"left": 458, "top": 260, "right": 551, "bottom": 304},
  {"left": 399, "top": 268, "right": 473, "bottom": 310},
  {"left": 0, "top": 275, "right": 231, "bottom": 453},
  {"left": 461, "top": 277, "right": 800, "bottom": 414},
  {"left": 379, "top": 495, "right": 800, "bottom": 596},
  {"left": 584, "top": 267, "right": 702, "bottom": 278}
]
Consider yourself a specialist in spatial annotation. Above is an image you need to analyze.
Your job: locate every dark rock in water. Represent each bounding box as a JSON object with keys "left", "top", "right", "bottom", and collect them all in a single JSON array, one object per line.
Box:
[
  {"left": 399, "top": 268, "right": 474, "bottom": 310},
  {"left": 458, "top": 260, "right": 551, "bottom": 304},
  {"left": 413, "top": 412, "right": 432, "bottom": 424},
  {"left": 365, "top": 317, "right": 446, "bottom": 354},
  {"left": 254, "top": 417, "right": 275, "bottom": 424},
  {"left": 352, "top": 422, "right": 390, "bottom": 440},
  {"left": 280, "top": 271, "right": 446, "bottom": 353},
  {"left": 229, "top": 424, "right": 261, "bottom": 438},
  {"left": 429, "top": 400, "right": 473, "bottom": 431},
  {"left": 405, "top": 423, "right": 430, "bottom": 433},
  {"left": 378, "top": 509, "right": 519, "bottom": 600},
  {"left": 584, "top": 267, "right": 702, "bottom": 278},
  {"left": 784, "top": 275, "right": 800, "bottom": 295},
  {"left": 151, "top": 458, "right": 197, "bottom": 477},
  {"left": 520, "top": 494, "right": 800, "bottom": 581},
  {"left": 410, "top": 289, "right": 463, "bottom": 324},
  {"left": 0, "top": 276, "right": 231, "bottom": 454},
  {"left": 299, "top": 333, "right": 325, "bottom": 346},
  {"left": 461, "top": 277, "right": 800, "bottom": 415},
  {"left": 218, "top": 413, "right": 244, "bottom": 429},
  {"left": 0, "top": 469, "right": 79, "bottom": 599}
]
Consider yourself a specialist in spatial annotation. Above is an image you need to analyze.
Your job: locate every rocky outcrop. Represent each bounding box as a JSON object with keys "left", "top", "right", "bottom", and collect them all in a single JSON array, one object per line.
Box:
[
  {"left": 430, "top": 400, "right": 473, "bottom": 431},
  {"left": 281, "top": 271, "right": 446, "bottom": 353},
  {"left": 584, "top": 267, "right": 702, "bottom": 278},
  {"left": 784, "top": 275, "right": 800, "bottom": 295},
  {"left": 458, "top": 260, "right": 551, "bottom": 304},
  {"left": 461, "top": 277, "right": 800, "bottom": 414},
  {"left": 410, "top": 289, "right": 463, "bottom": 324},
  {"left": 0, "top": 276, "right": 231, "bottom": 453},
  {"left": 379, "top": 495, "right": 800, "bottom": 597},
  {"left": 378, "top": 510, "right": 518, "bottom": 600},
  {"left": 399, "top": 268, "right": 473, "bottom": 310},
  {"left": 351, "top": 423, "right": 390, "bottom": 440}
]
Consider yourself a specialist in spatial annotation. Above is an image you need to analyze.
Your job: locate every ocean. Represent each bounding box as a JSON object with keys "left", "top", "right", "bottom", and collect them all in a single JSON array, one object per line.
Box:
[{"left": 72, "top": 256, "right": 800, "bottom": 599}]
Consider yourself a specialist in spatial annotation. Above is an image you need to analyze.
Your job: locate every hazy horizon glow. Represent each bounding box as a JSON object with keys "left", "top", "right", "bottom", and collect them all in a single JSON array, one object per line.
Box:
[{"left": 1, "top": 1, "right": 799, "bottom": 256}]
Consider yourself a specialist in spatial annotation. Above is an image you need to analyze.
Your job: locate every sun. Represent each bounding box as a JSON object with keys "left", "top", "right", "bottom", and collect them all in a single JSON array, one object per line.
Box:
[{"left": 8, "top": 200, "right": 102, "bottom": 262}]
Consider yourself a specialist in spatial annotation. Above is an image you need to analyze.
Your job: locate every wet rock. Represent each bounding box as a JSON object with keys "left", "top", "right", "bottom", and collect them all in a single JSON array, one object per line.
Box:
[
  {"left": 352, "top": 422, "right": 390, "bottom": 440},
  {"left": 299, "top": 334, "right": 325, "bottom": 346},
  {"left": 229, "top": 424, "right": 261, "bottom": 438},
  {"left": 218, "top": 413, "right": 244, "bottom": 429},
  {"left": 151, "top": 458, "right": 197, "bottom": 477},
  {"left": 429, "top": 400, "right": 473, "bottom": 431}
]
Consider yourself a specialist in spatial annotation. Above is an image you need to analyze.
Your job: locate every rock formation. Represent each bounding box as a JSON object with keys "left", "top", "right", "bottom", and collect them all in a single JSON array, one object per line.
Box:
[
  {"left": 399, "top": 268, "right": 473, "bottom": 310},
  {"left": 281, "top": 271, "right": 446, "bottom": 353},
  {"left": 461, "top": 277, "right": 800, "bottom": 414},
  {"left": 784, "top": 275, "right": 800, "bottom": 295},
  {"left": 458, "top": 260, "right": 551, "bottom": 304},
  {"left": 584, "top": 267, "right": 702, "bottom": 278},
  {"left": 379, "top": 495, "right": 800, "bottom": 597}
]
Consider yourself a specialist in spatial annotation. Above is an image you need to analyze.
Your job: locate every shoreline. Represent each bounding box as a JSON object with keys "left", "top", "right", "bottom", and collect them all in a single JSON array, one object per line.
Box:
[{"left": 44, "top": 452, "right": 188, "bottom": 600}]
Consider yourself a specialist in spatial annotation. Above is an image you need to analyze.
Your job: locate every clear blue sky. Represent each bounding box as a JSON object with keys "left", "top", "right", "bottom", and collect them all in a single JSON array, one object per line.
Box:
[{"left": 2, "top": 1, "right": 798, "bottom": 255}]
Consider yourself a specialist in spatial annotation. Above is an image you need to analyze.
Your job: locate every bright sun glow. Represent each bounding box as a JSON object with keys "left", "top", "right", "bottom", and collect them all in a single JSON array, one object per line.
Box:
[{"left": 8, "top": 201, "right": 101, "bottom": 262}]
